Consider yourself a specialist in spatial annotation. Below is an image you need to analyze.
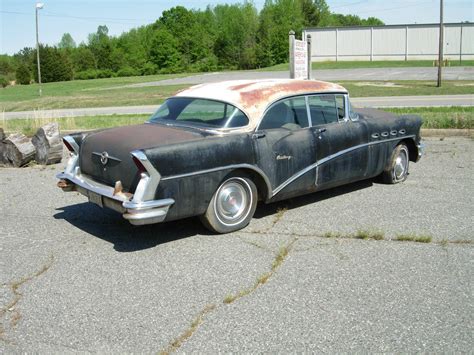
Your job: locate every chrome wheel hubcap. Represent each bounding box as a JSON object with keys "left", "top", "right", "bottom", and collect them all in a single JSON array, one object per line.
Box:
[
  {"left": 394, "top": 148, "right": 408, "bottom": 180},
  {"left": 215, "top": 178, "right": 251, "bottom": 226}
]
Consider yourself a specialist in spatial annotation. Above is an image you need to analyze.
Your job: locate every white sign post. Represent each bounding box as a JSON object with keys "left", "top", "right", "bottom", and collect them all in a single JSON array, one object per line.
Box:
[{"left": 289, "top": 31, "right": 312, "bottom": 80}]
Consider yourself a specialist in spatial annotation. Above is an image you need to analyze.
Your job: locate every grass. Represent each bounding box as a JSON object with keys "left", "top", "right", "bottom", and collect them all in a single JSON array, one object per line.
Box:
[
  {"left": 1, "top": 68, "right": 473, "bottom": 112},
  {"left": 1, "top": 106, "right": 471, "bottom": 136},
  {"left": 259, "top": 60, "right": 474, "bottom": 71},
  {"left": 354, "top": 230, "right": 385, "bottom": 240},
  {"left": 0, "top": 114, "right": 150, "bottom": 136},
  {"left": 340, "top": 80, "right": 474, "bottom": 97},
  {"left": 385, "top": 106, "right": 474, "bottom": 129},
  {"left": 396, "top": 234, "right": 433, "bottom": 243},
  {"left": 0, "top": 73, "right": 189, "bottom": 112},
  {"left": 224, "top": 238, "right": 297, "bottom": 305}
]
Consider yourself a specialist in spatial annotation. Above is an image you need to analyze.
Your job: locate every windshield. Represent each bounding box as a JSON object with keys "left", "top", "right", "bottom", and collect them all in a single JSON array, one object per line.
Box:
[{"left": 149, "top": 97, "right": 249, "bottom": 129}]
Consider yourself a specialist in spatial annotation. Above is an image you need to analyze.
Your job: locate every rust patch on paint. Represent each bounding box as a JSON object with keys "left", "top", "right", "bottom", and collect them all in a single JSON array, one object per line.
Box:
[{"left": 176, "top": 79, "right": 347, "bottom": 128}]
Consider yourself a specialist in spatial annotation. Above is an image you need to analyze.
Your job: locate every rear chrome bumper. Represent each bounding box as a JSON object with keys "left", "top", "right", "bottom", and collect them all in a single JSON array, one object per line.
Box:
[{"left": 57, "top": 138, "right": 174, "bottom": 226}]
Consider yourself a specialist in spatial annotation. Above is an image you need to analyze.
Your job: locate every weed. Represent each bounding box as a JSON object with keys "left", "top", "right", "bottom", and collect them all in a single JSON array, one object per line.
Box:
[
  {"left": 160, "top": 304, "right": 216, "bottom": 355},
  {"left": 396, "top": 234, "right": 432, "bottom": 243},
  {"left": 322, "top": 231, "right": 343, "bottom": 238},
  {"left": 355, "top": 230, "right": 385, "bottom": 240}
]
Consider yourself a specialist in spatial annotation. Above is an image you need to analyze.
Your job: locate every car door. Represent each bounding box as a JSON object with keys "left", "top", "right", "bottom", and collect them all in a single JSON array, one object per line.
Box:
[
  {"left": 252, "top": 96, "right": 316, "bottom": 199},
  {"left": 309, "top": 94, "right": 369, "bottom": 189}
]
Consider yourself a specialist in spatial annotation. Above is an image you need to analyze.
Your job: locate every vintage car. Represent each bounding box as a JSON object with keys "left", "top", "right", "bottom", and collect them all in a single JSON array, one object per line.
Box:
[{"left": 57, "top": 79, "right": 424, "bottom": 233}]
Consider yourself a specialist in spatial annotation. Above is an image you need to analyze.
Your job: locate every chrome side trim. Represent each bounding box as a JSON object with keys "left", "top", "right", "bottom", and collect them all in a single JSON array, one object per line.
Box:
[
  {"left": 160, "top": 163, "right": 272, "bottom": 198},
  {"left": 271, "top": 135, "right": 415, "bottom": 197}
]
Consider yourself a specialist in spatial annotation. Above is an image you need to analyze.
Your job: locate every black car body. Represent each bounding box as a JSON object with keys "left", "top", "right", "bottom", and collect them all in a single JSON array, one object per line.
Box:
[{"left": 57, "top": 79, "right": 424, "bottom": 233}]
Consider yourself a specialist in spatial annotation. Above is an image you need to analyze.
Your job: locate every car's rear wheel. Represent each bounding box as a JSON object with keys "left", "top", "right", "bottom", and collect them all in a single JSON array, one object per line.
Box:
[
  {"left": 200, "top": 175, "right": 257, "bottom": 234},
  {"left": 383, "top": 143, "right": 409, "bottom": 184}
]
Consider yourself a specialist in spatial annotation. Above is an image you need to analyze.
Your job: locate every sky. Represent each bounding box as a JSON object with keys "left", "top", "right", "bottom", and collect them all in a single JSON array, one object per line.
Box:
[{"left": 1, "top": 0, "right": 473, "bottom": 55}]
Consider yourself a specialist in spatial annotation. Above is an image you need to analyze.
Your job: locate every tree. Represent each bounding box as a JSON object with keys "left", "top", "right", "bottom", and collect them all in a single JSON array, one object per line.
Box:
[
  {"left": 149, "top": 30, "right": 182, "bottom": 73},
  {"left": 213, "top": 3, "right": 259, "bottom": 69},
  {"left": 33, "top": 45, "right": 73, "bottom": 83},
  {"left": 156, "top": 6, "right": 214, "bottom": 69},
  {"left": 299, "top": 0, "right": 330, "bottom": 27},
  {"left": 88, "top": 25, "right": 116, "bottom": 70},
  {"left": 70, "top": 46, "right": 97, "bottom": 72},
  {"left": 258, "top": 0, "right": 305, "bottom": 65},
  {"left": 16, "top": 63, "right": 31, "bottom": 85},
  {"left": 58, "top": 33, "right": 76, "bottom": 49}
]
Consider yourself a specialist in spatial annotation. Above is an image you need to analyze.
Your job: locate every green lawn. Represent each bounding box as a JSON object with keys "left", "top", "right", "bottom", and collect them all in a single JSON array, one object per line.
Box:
[
  {"left": 0, "top": 73, "right": 190, "bottom": 112},
  {"left": 1, "top": 114, "right": 150, "bottom": 136},
  {"left": 340, "top": 80, "right": 474, "bottom": 97},
  {"left": 259, "top": 60, "right": 474, "bottom": 71},
  {"left": 384, "top": 106, "right": 473, "bottom": 129},
  {"left": 1, "top": 79, "right": 473, "bottom": 112},
  {"left": 2, "top": 107, "right": 471, "bottom": 136}
]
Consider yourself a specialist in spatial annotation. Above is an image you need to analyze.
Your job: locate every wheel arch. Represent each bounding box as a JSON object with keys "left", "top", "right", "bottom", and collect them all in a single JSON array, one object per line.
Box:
[
  {"left": 229, "top": 167, "right": 272, "bottom": 202},
  {"left": 400, "top": 138, "right": 418, "bottom": 162}
]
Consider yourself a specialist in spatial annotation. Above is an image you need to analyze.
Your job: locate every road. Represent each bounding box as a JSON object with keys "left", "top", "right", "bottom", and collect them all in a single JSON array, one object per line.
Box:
[
  {"left": 2, "top": 94, "right": 473, "bottom": 120},
  {"left": 130, "top": 67, "right": 474, "bottom": 87},
  {"left": 0, "top": 137, "right": 472, "bottom": 352}
]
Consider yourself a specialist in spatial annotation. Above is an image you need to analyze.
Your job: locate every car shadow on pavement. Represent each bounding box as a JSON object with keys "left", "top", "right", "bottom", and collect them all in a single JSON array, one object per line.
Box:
[
  {"left": 254, "top": 179, "right": 374, "bottom": 219},
  {"left": 54, "top": 179, "right": 374, "bottom": 251},
  {"left": 54, "top": 203, "right": 210, "bottom": 252}
]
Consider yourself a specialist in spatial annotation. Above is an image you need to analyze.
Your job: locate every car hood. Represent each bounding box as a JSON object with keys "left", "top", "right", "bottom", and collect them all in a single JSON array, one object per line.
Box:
[{"left": 79, "top": 123, "right": 206, "bottom": 192}]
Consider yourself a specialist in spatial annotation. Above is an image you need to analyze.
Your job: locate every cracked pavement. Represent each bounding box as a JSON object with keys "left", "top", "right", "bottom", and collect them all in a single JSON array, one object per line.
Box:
[{"left": 0, "top": 137, "right": 472, "bottom": 352}]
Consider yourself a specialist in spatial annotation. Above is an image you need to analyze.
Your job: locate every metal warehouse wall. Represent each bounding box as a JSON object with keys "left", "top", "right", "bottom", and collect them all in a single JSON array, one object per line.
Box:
[{"left": 303, "top": 23, "right": 473, "bottom": 62}]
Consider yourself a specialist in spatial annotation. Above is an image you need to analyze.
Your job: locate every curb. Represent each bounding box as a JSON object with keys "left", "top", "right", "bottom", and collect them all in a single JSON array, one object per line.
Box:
[{"left": 421, "top": 128, "right": 472, "bottom": 137}]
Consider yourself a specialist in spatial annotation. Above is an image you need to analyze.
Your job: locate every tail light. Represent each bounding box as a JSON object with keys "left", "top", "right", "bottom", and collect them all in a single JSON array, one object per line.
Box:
[
  {"left": 132, "top": 155, "right": 147, "bottom": 174},
  {"left": 63, "top": 138, "right": 76, "bottom": 153}
]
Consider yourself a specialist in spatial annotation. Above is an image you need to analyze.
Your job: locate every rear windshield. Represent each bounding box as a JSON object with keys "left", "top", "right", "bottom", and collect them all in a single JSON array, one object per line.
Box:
[{"left": 149, "top": 98, "right": 249, "bottom": 129}]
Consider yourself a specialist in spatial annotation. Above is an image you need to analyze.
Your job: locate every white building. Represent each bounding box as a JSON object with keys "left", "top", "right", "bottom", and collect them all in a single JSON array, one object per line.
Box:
[{"left": 303, "top": 23, "right": 473, "bottom": 62}]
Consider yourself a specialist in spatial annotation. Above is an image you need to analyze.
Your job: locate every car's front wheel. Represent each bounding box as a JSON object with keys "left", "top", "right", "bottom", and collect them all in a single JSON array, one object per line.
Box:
[
  {"left": 383, "top": 143, "right": 409, "bottom": 184},
  {"left": 200, "top": 175, "right": 257, "bottom": 234}
]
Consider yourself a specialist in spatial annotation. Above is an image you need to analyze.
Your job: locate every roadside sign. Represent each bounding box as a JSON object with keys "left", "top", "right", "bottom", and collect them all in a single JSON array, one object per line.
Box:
[{"left": 289, "top": 31, "right": 312, "bottom": 80}]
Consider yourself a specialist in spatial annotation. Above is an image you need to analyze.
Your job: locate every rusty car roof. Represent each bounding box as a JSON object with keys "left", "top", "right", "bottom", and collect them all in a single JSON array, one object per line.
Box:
[{"left": 175, "top": 79, "right": 347, "bottom": 130}]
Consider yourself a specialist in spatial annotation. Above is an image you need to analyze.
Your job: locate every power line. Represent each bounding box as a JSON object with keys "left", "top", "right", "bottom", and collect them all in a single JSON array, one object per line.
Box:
[{"left": 0, "top": 10, "right": 155, "bottom": 25}]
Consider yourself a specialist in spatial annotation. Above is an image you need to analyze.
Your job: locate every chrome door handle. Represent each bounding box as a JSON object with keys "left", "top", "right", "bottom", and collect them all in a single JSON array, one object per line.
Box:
[
  {"left": 252, "top": 132, "right": 266, "bottom": 139},
  {"left": 318, "top": 128, "right": 327, "bottom": 134}
]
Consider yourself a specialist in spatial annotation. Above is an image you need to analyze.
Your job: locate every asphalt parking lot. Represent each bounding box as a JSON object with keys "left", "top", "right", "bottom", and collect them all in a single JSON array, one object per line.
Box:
[{"left": 0, "top": 136, "right": 472, "bottom": 352}]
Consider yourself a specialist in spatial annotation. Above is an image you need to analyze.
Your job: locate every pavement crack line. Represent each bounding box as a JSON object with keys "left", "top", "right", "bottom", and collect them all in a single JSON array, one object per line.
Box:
[
  {"left": 0, "top": 254, "right": 55, "bottom": 342},
  {"left": 159, "top": 237, "right": 297, "bottom": 354}
]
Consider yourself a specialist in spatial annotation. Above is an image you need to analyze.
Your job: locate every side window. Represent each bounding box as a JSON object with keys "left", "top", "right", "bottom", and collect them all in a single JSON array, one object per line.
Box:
[
  {"left": 335, "top": 95, "right": 346, "bottom": 120},
  {"left": 259, "top": 97, "right": 309, "bottom": 130},
  {"left": 308, "top": 95, "right": 338, "bottom": 125}
]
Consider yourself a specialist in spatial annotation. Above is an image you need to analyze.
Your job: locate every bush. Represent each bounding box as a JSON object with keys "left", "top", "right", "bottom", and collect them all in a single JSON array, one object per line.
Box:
[
  {"left": 140, "top": 62, "right": 158, "bottom": 76},
  {"left": 116, "top": 66, "right": 140, "bottom": 77},
  {"left": 74, "top": 70, "right": 98, "bottom": 80},
  {"left": 16, "top": 64, "right": 31, "bottom": 85},
  {"left": 0, "top": 75, "right": 9, "bottom": 88},
  {"left": 96, "top": 69, "right": 115, "bottom": 78}
]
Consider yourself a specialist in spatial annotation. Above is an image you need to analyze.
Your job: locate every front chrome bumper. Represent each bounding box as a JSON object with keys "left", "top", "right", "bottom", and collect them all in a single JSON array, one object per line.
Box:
[
  {"left": 57, "top": 137, "right": 174, "bottom": 226},
  {"left": 416, "top": 141, "right": 425, "bottom": 162}
]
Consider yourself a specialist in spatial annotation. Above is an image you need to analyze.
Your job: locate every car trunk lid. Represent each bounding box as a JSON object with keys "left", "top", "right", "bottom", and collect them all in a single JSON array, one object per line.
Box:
[{"left": 79, "top": 123, "right": 205, "bottom": 192}]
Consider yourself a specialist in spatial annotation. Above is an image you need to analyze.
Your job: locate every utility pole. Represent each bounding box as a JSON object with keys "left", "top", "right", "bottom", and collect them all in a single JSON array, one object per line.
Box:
[
  {"left": 437, "top": 0, "right": 444, "bottom": 87},
  {"left": 36, "top": 3, "right": 44, "bottom": 96}
]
